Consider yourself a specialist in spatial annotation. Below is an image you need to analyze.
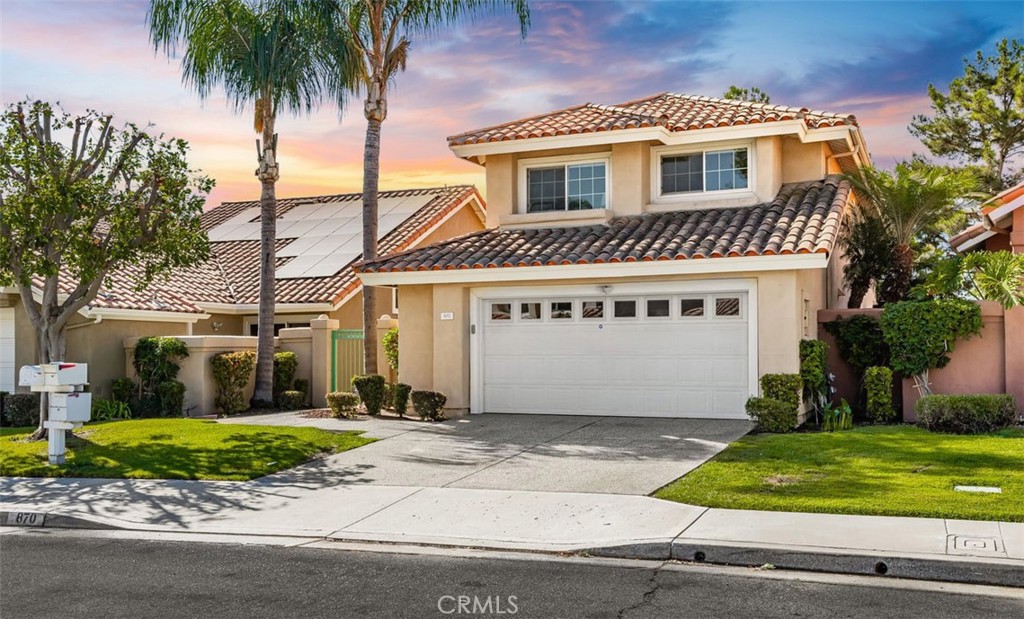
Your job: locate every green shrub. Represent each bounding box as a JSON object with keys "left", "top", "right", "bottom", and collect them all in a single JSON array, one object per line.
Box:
[
  {"left": 91, "top": 398, "right": 132, "bottom": 422},
  {"left": 865, "top": 366, "right": 896, "bottom": 422},
  {"left": 382, "top": 383, "right": 395, "bottom": 411},
  {"left": 393, "top": 383, "right": 412, "bottom": 417},
  {"left": 915, "top": 394, "right": 1017, "bottom": 434},
  {"left": 823, "top": 315, "right": 889, "bottom": 376},
  {"left": 2, "top": 393, "right": 40, "bottom": 427},
  {"left": 799, "top": 339, "right": 828, "bottom": 404},
  {"left": 293, "top": 378, "right": 310, "bottom": 402},
  {"left": 132, "top": 336, "right": 189, "bottom": 417},
  {"left": 745, "top": 397, "right": 795, "bottom": 433},
  {"left": 211, "top": 351, "right": 256, "bottom": 416},
  {"left": 111, "top": 378, "right": 135, "bottom": 404},
  {"left": 326, "top": 391, "right": 360, "bottom": 419},
  {"left": 273, "top": 352, "right": 299, "bottom": 405},
  {"left": 383, "top": 327, "right": 399, "bottom": 371},
  {"left": 352, "top": 374, "right": 387, "bottom": 416},
  {"left": 277, "top": 390, "right": 306, "bottom": 411},
  {"left": 156, "top": 380, "right": 187, "bottom": 417},
  {"left": 760, "top": 374, "right": 802, "bottom": 411},
  {"left": 411, "top": 390, "right": 447, "bottom": 421}
]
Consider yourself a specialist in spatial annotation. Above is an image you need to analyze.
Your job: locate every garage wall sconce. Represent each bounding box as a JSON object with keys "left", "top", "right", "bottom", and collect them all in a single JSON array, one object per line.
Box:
[{"left": 598, "top": 285, "right": 613, "bottom": 295}]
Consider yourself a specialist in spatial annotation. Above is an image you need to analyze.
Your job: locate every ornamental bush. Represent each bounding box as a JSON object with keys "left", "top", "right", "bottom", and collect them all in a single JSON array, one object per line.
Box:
[
  {"left": 273, "top": 352, "right": 299, "bottom": 405},
  {"left": 293, "top": 378, "right": 310, "bottom": 402},
  {"left": 2, "top": 393, "right": 40, "bottom": 427},
  {"left": 132, "top": 336, "right": 189, "bottom": 416},
  {"left": 799, "top": 339, "right": 829, "bottom": 410},
  {"left": 760, "top": 373, "right": 802, "bottom": 411},
  {"left": 915, "top": 394, "right": 1017, "bottom": 434},
  {"left": 411, "top": 390, "right": 447, "bottom": 421},
  {"left": 382, "top": 327, "right": 399, "bottom": 372},
  {"left": 277, "top": 390, "right": 306, "bottom": 411},
  {"left": 393, "top": 383, "right": 412, "bottom": 417},
  {"left": 211, "top": 351, "right": 256, "bottom": 416},
  {"left": 352, "top": 374, "right": 387, "bottom": 416},
  {"left": 745, "top": 397, "right": 795, "bottom": 433},
  {"left": 864, "top": 366, "right": 896, "bottom": 422},
  {"left": 156, "top": 380, "right": 187, "bottom": 417},
  {"left": 823, "top": 315, "right": 889, "bottom": 376},
  {"left": 880, "top": 299, "right": 982, "bottom": 389},
  {"left": 326, "top": 391, "right": 360, "bottom": 419},
  {"left": 111, "top": 378, "right": 136, "bottom": 404}
]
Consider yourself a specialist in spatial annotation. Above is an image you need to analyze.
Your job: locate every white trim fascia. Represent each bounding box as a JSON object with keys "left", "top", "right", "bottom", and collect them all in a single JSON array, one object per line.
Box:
[
  {"left": 195, "top": 302, "right": 333, "bottom": 315},
  {"left": 450, "top": 122, "right": 856, "bottom": 159},
  {"left": 954, "top": 230, "right": 997, "bottom": 253},
  {"left": 986, "top": 192, "right": 1024, "bottom": 224},
  {"left": 468, "top": 278, "right": 759, "bottom": 415},
  {"left": 81, "top": 307, "right": 208, "bottom": 323},
  {"left": 358, "top": 253, "right": 828, "bottom": 287}
]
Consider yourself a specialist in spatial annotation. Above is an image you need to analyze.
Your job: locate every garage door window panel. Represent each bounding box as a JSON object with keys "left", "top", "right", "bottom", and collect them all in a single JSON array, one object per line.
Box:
[
  {"left": 613, "top": 299, "right": 638, "bottom": 319},
  {"left": 490, "top": 302, "right": 512, "bottom": 321},
  {"left": 550, "top": 301, "right": 574, "bottom": 320},
  {"left": 680, "top": 297, "right": 706, "bottom": 318},
  {"left": 714, "top": 296, "right": 742, "bottom": 318},
  {"left": 519, "top": 302, "right": 542, "bottom": 321},
  {"left": 645, "top": 298, "right": 671, "bottom": 319},
  {"left": 581, "top": 300, "right": 605, "bottom": 319}
]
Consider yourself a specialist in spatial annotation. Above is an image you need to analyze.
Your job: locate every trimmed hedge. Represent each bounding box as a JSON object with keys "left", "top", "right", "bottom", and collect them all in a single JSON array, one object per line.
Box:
[
  {"left": 211, "top": 351, "right": 256, "bottom": 416},
  {"left": 745, "top": 397, "right": 795, "bottom": 433},
  {"left": 865, "top": 366, "right": 896, "bottom": 422},
  {"left": 2, "top": 393, "right": 40, "bottom": 428},
  {"left": 277, "top": 390, "right": 306, "bottom": 411},
  {"left": 393, "top": 383, "right": 412, "bottom": 418},
  {"left": 326, "top": 391, "right": 360, "bottom": 419},
  {"left": 761, "top": 373, "right": 802, "bottom": 411},
  {"left": 799, "top": 339, "right": 828, "bottom": 407},
  {"left": 412, "top": 390, "right": 447, "bottom": 421},
  {"left": 352, "top": 374, "right": 387, "bottom": 416},
  {"left": 915, "top": 394, "right": 1017, "bottom": 434},
  {"left": 273, "top": 352, "right": 299, "bottom": 405},
  {"left": 293, "top": 378, "right": 310, "bottom": 403}
]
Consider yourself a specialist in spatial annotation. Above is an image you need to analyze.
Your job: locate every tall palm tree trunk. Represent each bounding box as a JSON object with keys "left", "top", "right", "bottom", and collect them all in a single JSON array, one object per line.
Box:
[
  {"left": 880, "top": 243, "right": 915, "bottom": 305},
  {"left": 252, "top": 113, "right": 278, "bottom": 407},
  {"left": 361, "top": 112, "right": 381, "bottom": 374}
]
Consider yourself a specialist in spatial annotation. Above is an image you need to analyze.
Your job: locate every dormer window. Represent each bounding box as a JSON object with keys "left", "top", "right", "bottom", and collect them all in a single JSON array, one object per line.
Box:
[
  {"left": 661, "top": 147, "right": 749, "bottom": 195},
  {"left": 520, "top": 155, "right": 610, "bottom": 213}
]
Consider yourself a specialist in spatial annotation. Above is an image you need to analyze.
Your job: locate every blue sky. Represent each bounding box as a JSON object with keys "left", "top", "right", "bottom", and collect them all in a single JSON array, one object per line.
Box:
[{"left": 1, "top": 0, "right": 1020, "bottom": 204}]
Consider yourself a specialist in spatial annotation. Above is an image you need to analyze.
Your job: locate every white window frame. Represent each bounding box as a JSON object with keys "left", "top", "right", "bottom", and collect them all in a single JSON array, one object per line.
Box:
[
  {"left": 579, "top": 298, "right": 607, "bottom": 321},
  {"left": 650, "top": 140, "right": 756, "bottom": 206},
  {"left": 643, "top": 297, "right": 673, "bottom": 320},
  {"left": 548, "top": 299, "right": 575, "bottom": 321},
  {"left": 518, "top": 152, "right": 612, "bottom": 215},
  {"left": 678, "top": 295, "right": 709, "bottom": 320},
  {"left": 517, "top": 300, "right": 543, "bottom": 322},
  {"left": 711, "top": 294, "right": 746, "bottom": 320},
  {"left": 611, "top": 297, "right": 640, "bottom": 321}
]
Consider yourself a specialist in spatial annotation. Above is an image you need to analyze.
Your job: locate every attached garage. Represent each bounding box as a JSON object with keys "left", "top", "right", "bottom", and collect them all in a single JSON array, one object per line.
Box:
[{"left": 471, "top": 282, "right": 757, "bottom": 419}]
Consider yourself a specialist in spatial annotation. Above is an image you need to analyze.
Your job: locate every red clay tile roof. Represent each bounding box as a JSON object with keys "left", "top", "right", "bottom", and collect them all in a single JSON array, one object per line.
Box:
[
  {"left": 357, "top": 177, "right": 849, "bottom": 274},
  {"left": 448, "top": 93, "right": 857, "bottom": 147},
  {"left": 68, "top": 186, "right": 481, "bottom": 315}
]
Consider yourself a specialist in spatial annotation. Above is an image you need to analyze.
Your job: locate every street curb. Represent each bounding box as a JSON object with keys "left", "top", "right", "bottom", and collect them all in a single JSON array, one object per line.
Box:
[
  {"left": 1, "top": 510, "right": 120, "bottom": 531},
  {"left": 660, "top": 540, "right": 1024, "bottom": 588}
]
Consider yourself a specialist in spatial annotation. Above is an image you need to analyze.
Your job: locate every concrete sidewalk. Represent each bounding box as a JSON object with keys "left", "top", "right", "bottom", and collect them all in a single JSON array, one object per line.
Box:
[{"left": 2, "top": 476, "right": 1021, "bottom": 587}]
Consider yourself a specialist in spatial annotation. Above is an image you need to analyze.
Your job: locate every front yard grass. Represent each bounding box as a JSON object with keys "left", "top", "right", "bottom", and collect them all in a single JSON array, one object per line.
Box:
[
  {"left": 656, "top": 425, "right": 1024, "bottom": 522},
  {"left": 0, "top": 418, "right": 374, "bottom": 481}
]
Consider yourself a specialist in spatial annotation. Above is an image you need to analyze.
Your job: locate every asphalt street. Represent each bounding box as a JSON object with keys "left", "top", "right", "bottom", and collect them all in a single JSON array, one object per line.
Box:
[{"left": 1, "top": 531, "right": 1021, "bottom": 619}]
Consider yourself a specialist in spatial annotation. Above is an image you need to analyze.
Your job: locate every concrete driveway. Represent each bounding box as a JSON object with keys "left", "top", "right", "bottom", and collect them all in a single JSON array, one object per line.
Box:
[{"left": 220, "top": 412, "right": 751, "bottom": 495}]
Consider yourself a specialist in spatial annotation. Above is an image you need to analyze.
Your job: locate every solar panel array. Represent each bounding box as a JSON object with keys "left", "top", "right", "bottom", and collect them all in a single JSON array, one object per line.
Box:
[{"left": 206, "top": 194, "right": 436, "bottom": 279}]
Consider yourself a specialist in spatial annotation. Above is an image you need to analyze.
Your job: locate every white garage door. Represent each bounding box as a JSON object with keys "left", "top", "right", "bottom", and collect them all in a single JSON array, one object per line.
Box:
[
  {"left": 479, "top": 291, "right": 752, "bottom": 419},
  {"left": 0, "top": 307, "right": 14, "bottom": 393}
]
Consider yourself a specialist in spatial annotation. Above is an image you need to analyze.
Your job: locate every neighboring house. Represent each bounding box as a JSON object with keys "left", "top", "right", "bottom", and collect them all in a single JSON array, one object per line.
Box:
[
  {"left": 355, "top": 92, "right": 871, "bottom": 419},
  {"left": 3, "top": 185, "right": 485, "bottom": 396},
  {"left": 950, "top": 180, "right": 1024, "bottom": 255}
]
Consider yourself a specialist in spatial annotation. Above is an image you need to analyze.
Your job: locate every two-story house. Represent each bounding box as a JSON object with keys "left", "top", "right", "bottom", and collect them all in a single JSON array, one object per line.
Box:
[{"left": 355, "top": 93, "right": 871, "bottom": 418}]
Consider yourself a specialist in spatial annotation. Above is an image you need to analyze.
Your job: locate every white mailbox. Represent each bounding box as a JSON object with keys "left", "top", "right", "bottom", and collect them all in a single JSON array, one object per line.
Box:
[
  {"left": 42, "top": 363, "right": 88, "bottom": 387},
  {"left": 49, "top": 392, "right": 92, "bottom": 423},
  {"left": 18, "top": 365, "right": 42, "bottom": 387}
]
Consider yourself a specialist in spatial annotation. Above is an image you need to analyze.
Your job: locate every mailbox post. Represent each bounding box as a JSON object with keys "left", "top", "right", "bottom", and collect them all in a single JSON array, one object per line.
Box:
[{"left": 18, "top": 363, "right": 91, "bottom": 465}]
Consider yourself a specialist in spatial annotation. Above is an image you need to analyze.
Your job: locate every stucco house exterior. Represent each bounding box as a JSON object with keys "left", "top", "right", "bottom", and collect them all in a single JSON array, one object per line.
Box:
[
  {"left": 2, "top": 185, "right": 485, "bottom": 397},
  {"left": 355, "top": 92, "right": 872, "bottom": 419}
]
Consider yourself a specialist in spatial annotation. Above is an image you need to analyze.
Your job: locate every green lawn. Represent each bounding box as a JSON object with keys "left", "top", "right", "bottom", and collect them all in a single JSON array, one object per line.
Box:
[
  {"left": 0, "top": 419, "right": 374, "bottom": 481},
  {"left": 656, "top": 425, "right": 1024, "bottom": 522}
]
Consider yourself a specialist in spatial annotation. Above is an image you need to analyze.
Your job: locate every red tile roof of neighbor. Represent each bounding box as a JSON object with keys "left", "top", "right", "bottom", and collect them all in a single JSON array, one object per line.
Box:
[
  {"left": 448, "top": 93, "right": 858, "bottom": 147},
  {"left": 356, "top": 177, "right": 850, "bottom": 274},
  {"left": 69, "top": 186, "right": 481, "bottom": 315}
]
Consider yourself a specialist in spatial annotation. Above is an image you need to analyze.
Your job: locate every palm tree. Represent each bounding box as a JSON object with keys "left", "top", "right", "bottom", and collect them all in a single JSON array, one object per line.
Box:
[
  {"left": 332, "top": 0, "right": 530, "bottom": 372},
  {"left": 838, "top": 208, "right": 893, "bottom": 308},
  {"left": 843, "top": 163, "right": 978, "bottom": 304},
  {"left": 149, "top": 0, "right": 352, "bottom": 406}
]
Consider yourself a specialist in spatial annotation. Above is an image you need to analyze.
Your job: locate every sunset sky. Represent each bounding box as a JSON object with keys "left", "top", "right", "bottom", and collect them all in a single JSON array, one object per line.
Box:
[{"left": 2, "top": 0, "right": 1021, "bottom": 207}]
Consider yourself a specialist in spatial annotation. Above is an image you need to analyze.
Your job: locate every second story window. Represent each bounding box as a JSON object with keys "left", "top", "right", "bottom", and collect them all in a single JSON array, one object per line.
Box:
[
  {"left": 527, "top": 161, "right": 607, "bottom": 212},
  {"left": 660, "top": 147, "right": 749, "bottom": 195}
]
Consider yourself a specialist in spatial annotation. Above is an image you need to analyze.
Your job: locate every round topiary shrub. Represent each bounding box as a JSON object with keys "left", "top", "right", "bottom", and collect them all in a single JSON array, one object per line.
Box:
[
  {"left": 411, "top": 390, "right": 447, "bottom": 421},
  {"left": 211, "top": 350, "right": 256, "bottom": 416},
  {"left": 351, "top": 374, "right": 387, "bottom": 416},
  {"left": 277, "top": 390, "right": 306, "bottom": 412},
  {"left": 393, "top": 383, "right": 412, "bottom": 418},
  {"left": 745, "top": 396, "right": 795, "bottom": 433}
]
